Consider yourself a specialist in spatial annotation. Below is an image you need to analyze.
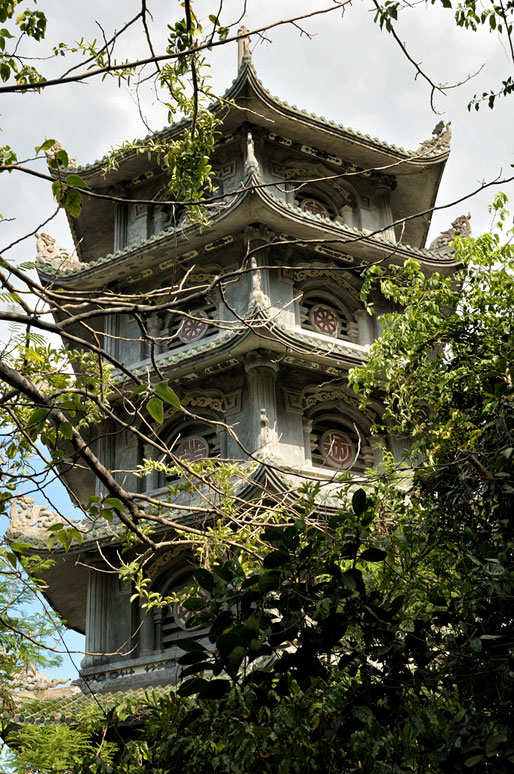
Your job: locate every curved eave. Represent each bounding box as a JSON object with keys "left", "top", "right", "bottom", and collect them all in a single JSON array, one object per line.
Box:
[
  {"left": 37, "top": 177, "right": 457, "bottom": 289},
  {"left": 53, "top": 63, "right": 449, "bottom": 255},
  {"left": 60, "top": 62, "right": 449, "bottom": 186}
]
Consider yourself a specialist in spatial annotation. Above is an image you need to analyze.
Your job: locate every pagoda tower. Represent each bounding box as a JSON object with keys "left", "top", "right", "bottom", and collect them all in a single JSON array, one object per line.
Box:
[{"left": 8, "top": 40, "right": 456, "bottom": 696}]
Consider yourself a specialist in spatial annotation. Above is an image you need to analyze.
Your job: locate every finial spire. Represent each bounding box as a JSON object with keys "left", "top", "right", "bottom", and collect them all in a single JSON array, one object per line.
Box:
[{"left": 237, "top": 26, "right": 251, "bottom": 71}]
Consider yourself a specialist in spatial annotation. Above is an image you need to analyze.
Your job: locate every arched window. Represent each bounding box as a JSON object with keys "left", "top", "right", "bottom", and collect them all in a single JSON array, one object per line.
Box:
[
  {"left": 145, "top": 299, "right": 217, "bottom": 358},
  {"left": 163, "top": 574, "right": 208, "bottom": 649},
  {"left": 306, "top": 402, "right": 374, "bottom": 475},
  {"left": 299, "top": 288, "right": 359, "bottom": 343},
  {"left": 151, "top": 567, "right": 209, "bottom": 650},
  {"left": 167, "top": 420, "right": 219, "bottom": 468}
]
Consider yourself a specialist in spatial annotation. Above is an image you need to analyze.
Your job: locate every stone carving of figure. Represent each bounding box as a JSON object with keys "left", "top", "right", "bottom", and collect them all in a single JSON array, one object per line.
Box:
[
  {"left": 245, "top": 132, "right": 260, "bottom": 176},
  {"left": 36, "top": 232, "right": 81, "bottom": 271},
  {"left": 429, "top": 213, "right": 471, "bottom": 251},
  {"left": 418, "top": 121, "right": 452, "bottom": 155},
  {"left": 259, "top": 408, "right": 270, "bottom": 451}
]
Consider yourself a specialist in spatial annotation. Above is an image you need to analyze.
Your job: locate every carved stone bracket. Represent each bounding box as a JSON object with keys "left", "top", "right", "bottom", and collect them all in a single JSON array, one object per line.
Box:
[{"left": 302, "top": 388, "right": 375, "bottom": 421}]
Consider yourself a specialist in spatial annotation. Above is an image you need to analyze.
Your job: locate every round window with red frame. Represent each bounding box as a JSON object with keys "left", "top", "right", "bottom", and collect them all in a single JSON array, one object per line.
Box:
[
  {"left": 300, "top": 198, "right": 329, "bottom": 218},
  {"left": 310, "top": 304, "right": 340, "bottom": 337},
  {"left": 176, "top": 435, "right": 209, "bottom": 462},
  {"left": 178, "top": 313, "right": 208, "bottom": 343},
  {"left": 320, "top": 429, "right": 355, "bottom": 469}
]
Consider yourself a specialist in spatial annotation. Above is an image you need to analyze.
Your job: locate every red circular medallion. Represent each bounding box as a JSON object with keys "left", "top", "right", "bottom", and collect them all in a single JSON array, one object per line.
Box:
[
  {"left": 320, "top": 430, "right": 354, "bottom": 468},
  {"left": 310, "top": 304, "right": 340, "bottom": 337},
  {"left": 178, "top": 314, "right": 208, "bottom": 343},
  {"left": 301, "top": 198, "right": 329, "bottom": 218},
  {"left": 176, "top": 435, "right": 209, "bottom": 462}
]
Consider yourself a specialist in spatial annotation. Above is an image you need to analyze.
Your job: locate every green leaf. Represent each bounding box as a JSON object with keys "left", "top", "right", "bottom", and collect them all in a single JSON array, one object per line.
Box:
[
  {"left": 464, "top": 754, "right": 484, "bottom": 767},
  {"left": 178, "top": 676, "right": 209, "bottom": 697},
  {"left": 0, "top": 62, "right": 10, "bottom": 82},
  {"left": 63, "top": 188, "right": 82, "bottom": 217},
  {"left": 358, "top": 547, "right": 386, "bottom": 562},
  {"left": 182, "top": 596, "right": 206, "bottom": 611},
  {"left": 27, "top": 406, "right": 49, "bottom": 427},
  {"left": 129, "top": 384, "right": 147, "bottom": 399},
  {"left": 65, "top": 173, "right": 88, "bottom": 188},
  {"left": 35, "top": 138, "right": 56, "bottom": 153},
  {"left": 197, "top": 678, "right": 230, "bottom": 699},
  {"left": 51, "top": 180, "right": 62, "bottom": 200},
  {"left": 177, "top": 651, "right": 210, "bottom": 665},
  {"left": 177, "top": 638, "right": 207, "bottom": 653},
  {"left": 224, "top": 645, "right": 245, "bottom": 678},
  {"left": 263, "top": 550, "right": 290, "bottom": 569},
  {"left": 59, "top": 421, "right": 73, "bottom": 439},
  {"left": 352, "top": 488, "right": 367, "bottom": 516},
  {"left": 104, "top": 497, "right": 125, "bottom": 511},
  {"left": 147, "top": 397, "right": 164, "bottom": 423},
  {"left": 258, "top": 570, "right": 281, "bottom": 592},
  {"left": 195, "top": 568, "right": 214, "bottom": 593},
  {"left": 56, "top": 149, "right": 69, "bottom": 167},
  {"left": 154, "top": 381, "right": 181, "bottom": 408}
]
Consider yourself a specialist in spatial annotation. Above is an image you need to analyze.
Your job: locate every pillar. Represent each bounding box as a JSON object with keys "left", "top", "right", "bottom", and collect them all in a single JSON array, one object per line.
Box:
[{"left": 244, "top": 352, "right": 279, "bottom": 457}]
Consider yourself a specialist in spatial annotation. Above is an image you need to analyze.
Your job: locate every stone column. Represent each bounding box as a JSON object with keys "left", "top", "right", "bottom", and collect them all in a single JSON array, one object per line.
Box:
[
  {"left": 139, "top": 607, "right": 155, "bottom": 656},
  {"left": 143, "top": 442, "right": 160, "bottom": 493},
  {"left": 81, "top": 564, "right": 109, "bottom": 668},
  {"left": 147, "top": 314, "right": 163, "bottom": 357},
  {"left": 354, "top": 309, "right": 374, "bottom": 347},
  {"left": 370, "top": 435, "right": 387, "bottom": 468},
  {"left": 114, "top": 202, "right": 127, "bottom": 251},
  {"left": 154, "top": 608, "right": 164, "bottom": 653},
  {"left": 303, "top": 418, "right": 313, "bottom": 466},
  {"left": 375, "top": 176, "right": 396, "bottom": 242},
  {"left": 244, "top": 352, "right": 279, "bottom": 458}
]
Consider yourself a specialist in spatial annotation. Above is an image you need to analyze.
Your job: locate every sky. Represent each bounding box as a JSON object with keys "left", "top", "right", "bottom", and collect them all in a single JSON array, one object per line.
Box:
[{"left": 0, "top": 0, "right": 513, "bottom": 686}]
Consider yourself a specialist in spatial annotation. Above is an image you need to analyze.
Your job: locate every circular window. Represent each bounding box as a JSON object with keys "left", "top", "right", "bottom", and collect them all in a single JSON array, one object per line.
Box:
[
  {"left": 176, "top": 435, "right": 209, "bottom": 462},
  {"left": 173, "top": 587, "right": 210, "bottom": 631},
  {"left": 320, "top": 429, "right": 355, "bottom": 469},
  {"left": 310, "top": 304, "right": 340, "bottom": 337},
  {"left": 178, "top": 313, "right": 208, "bottom": 343},
  {"left": 300, "top": 198, "right": 330, "bottom": 218}
]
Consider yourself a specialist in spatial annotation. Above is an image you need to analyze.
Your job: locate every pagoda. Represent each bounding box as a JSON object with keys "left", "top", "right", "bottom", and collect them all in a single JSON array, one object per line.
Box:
[{"left": 8, "top": 36, "right": 456, "bottom": 697}]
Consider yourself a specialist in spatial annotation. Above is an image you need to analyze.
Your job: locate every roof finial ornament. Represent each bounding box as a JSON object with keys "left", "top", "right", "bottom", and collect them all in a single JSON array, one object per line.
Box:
[
  {"left": 429, "top": 213, "right": 471, "bottom": 251},
  {"left": 417, "top": 120, "right": 452, "bottom": 155},
  {"left": 237, "top": 26, "right": 251, "bottom": 71}
]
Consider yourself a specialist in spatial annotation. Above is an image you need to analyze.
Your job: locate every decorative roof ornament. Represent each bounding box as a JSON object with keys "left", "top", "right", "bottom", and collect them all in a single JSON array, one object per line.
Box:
[
  {"left": 237, "top": 26, "right": 251, "bottom": 70},
  {"left": 12, "top": 665, "right": 77, "bottom": 692},
  {"left": 44, "top": 140, "right": 79, "bottom": 169},
  {"left": 36, "top": 232, "right": 81, "bottom": 272},
  {"left": 9, "top": 495, "right": 86, "bottom": 537},
  {"left": 429, "top": 213, "right": 471, "bottom": 251},
  {"left": 417, "top": 120, "right": 452, "bottom": 155}
]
